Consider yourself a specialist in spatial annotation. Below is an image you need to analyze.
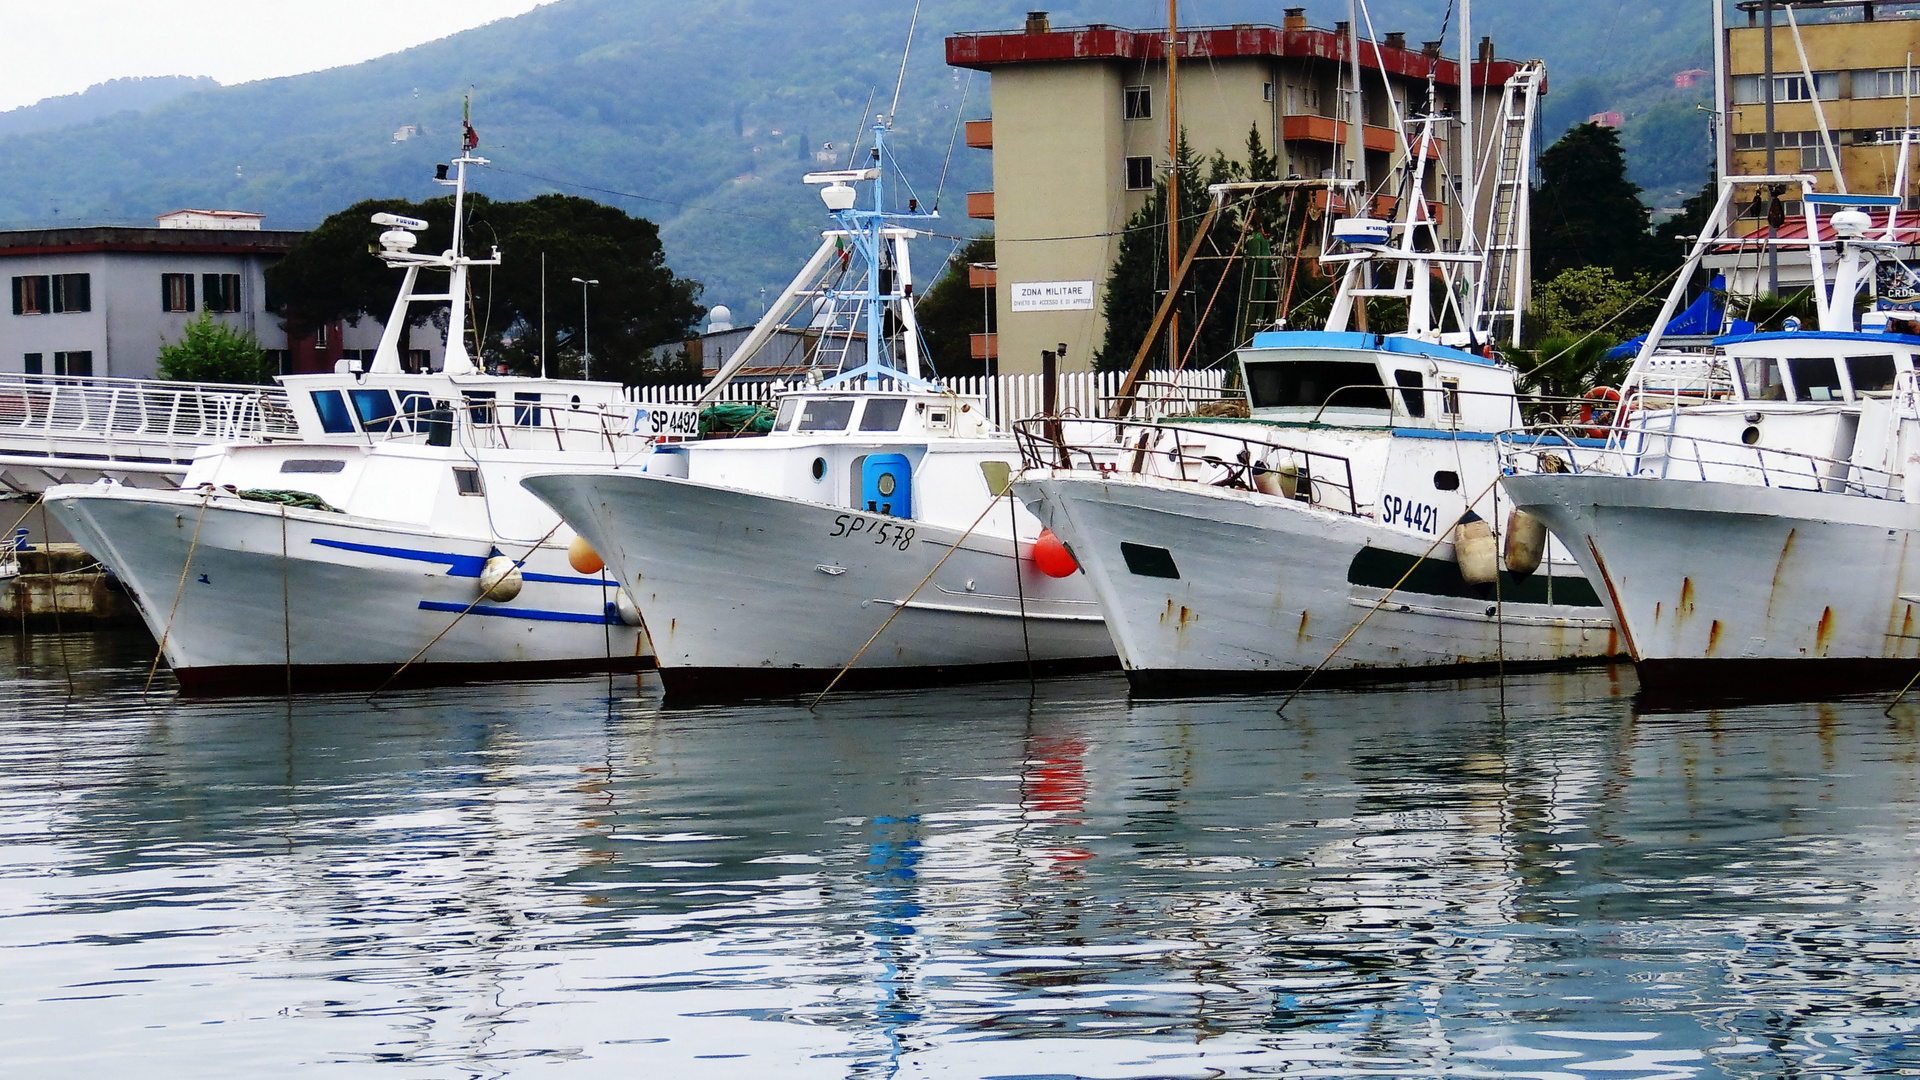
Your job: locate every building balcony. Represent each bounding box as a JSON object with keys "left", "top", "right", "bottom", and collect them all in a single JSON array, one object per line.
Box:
[
  {"left": 968, "top": 263, "right": 997, "bottom": 288},
  {"left": 971, "top": 332, "right": 998, "bottom": 360},
  {"left": 967, "top": 191, "right": 995, "bottom": 219},
  {"left": 1281, "top": 115, "right": 1438, "bottom": 157},
  {"left": 965, "top": 119, "right": 993, "bottom": 149}
]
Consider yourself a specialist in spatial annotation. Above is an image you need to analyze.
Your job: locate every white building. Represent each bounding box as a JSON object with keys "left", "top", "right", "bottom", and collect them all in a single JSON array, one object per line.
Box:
[{"left": 1, "top": 212, "right": 444, "bottom": 381}]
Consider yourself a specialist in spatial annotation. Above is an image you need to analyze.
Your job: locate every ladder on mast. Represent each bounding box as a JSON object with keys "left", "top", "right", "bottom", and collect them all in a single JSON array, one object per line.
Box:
[{"left": 1471, "top": 60, "right": 1546, "bottom": 350}]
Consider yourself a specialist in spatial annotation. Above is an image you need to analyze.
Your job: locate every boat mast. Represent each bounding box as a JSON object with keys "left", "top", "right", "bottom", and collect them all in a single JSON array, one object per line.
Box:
[
  {"left": 1712, "top": 0, "right": 1729, "bottom": 188},
  {"left": 1166, "top": 0, "right": 1181, "bottom": 370},
  {"left": 1458, "top": 0, "right": 1476, "bottom": 261}
]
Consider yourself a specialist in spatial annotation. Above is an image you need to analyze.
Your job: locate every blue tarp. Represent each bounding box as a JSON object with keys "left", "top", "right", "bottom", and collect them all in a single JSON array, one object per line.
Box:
[{"left": 1606, "top": 276, "right": 1755, "bottom": 358}]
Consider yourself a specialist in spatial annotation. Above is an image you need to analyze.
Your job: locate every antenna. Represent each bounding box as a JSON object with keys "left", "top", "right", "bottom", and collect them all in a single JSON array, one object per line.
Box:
[{"left": 886, "top": 0, "right": 924, "bottom": 126}]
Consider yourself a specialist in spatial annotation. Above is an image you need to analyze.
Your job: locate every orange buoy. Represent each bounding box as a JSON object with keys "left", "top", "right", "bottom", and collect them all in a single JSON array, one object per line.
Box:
[
  {"left": 1033, "top": 528, "right": 1079, "bottom": 578},
  {"left": 567, "top": 535, "right": 605, "bottom": 575}
]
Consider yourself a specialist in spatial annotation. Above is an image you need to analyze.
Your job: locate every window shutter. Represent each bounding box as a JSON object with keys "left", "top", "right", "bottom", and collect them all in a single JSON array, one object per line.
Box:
[{"left": 10, "top": 277, "right": 20, "bottom": 316}]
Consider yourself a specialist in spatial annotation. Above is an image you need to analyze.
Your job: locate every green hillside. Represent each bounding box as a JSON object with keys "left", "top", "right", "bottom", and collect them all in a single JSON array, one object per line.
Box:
[{"left": 0, "top": 0, "right": 1714, "bottom": 311}]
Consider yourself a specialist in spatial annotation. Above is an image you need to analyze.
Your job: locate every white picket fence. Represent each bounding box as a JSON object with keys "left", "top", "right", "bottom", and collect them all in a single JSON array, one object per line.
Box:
[{"left": 627, "top": 369, "right": 1231, "bottom": 428}]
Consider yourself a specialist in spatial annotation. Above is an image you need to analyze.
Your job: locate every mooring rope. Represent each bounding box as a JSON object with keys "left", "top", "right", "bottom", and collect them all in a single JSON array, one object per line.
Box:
[
  {"left": 1006, "top": 491, "right": 1035, "bottom": 685},
  {"left": 144, "top": 485, "right": 215, "bottom": 698},
  {"left": 366, "top": 519, "right": 567, "bottom": 701},
  {"left": 1276, "top": 475, "right": 1503, "bottom": 715},
  {"left": 809, "top": 470, "right": 1029, "bottom": 710}
]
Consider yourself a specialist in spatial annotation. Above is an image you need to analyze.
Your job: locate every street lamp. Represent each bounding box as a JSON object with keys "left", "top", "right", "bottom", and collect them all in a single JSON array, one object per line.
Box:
[{"left": 571, "top": 277, "right": 599, "bottom": 379}]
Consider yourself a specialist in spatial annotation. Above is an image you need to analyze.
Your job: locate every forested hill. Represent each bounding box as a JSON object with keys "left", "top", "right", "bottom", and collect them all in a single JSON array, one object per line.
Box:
[{"left": 0, "top": 0, "right": 1713, "bottom": 311}]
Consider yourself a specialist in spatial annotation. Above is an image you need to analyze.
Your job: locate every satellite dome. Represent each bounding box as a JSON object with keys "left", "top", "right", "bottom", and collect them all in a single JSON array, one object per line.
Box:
[{"left": 709, "top": 305, "right": 735, "bottom": 333}]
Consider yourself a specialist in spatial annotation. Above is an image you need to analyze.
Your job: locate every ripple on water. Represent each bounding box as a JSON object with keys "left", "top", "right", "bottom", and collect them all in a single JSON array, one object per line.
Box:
[{"left": 0, "top": 639, "right": 1917, "bottom": 1076}]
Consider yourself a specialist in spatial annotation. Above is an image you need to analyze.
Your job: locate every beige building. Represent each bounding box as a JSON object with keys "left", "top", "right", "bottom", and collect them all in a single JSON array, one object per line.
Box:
[
  {"left": 945, "top": 9, "right": 1532, "bottom": 374},
  {"left": 1727, "top": 1, "right": 1920, "bottom": 232}
]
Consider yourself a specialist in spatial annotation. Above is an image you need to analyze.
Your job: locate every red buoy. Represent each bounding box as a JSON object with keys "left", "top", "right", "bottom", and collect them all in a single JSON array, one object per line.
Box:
[{"left": 1033, "top": 528, "right": 1079, "bottom": 578}]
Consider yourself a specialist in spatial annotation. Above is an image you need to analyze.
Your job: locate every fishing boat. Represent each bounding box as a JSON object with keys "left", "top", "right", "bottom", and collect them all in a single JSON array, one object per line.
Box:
[
  {"left": 1500, "top": 165, "right": 1920, "bottom": 702},
  {"left": 522, "top": 122, "right": 1116, "bottom": 701},
  {"left": 44, "top": 145, "right": 687, "bottom": 694},
  {"left": 1010, "top": 57, "right": 1624, "bottom": 695}
]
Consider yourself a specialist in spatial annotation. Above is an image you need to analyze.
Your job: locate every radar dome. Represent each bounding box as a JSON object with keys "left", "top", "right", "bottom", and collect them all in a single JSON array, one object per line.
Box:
[{"left": 708, "top": 305, "right": 735, "bottom": 333}]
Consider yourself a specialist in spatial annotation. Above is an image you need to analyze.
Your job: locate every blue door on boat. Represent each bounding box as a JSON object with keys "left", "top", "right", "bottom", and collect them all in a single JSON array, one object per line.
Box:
[{"left": 862, "top": 454, "right": 912, "bottom": 518}]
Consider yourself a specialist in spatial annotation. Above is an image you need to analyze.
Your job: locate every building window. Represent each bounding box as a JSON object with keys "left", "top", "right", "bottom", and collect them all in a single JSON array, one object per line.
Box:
[
  {"left": 1125, "top": 155, "right": 1156, "bottom": 190},
  {"left": 1124, "top": 85, "right": 1152, "bottom": 120},
  {"left": 1263, "top": 81, "right": 1275, "bottom": 103},
  {"left": 11, "top": 276, "right": 49, "bottom": 315},
  {"left": 1859, "top": 69, "right": 1913, "bottom": 99},
  {"left": 407, "top": 349, "right": 431, "bottom": 372},
  {"left": 1732, "top": 72, "right": 1838, "bottom": 104},
  {"left": 53, "top": 351, "right": 92, "bottom": 377},
  {"left": 314, "top": 323, "right": 329, "bottom": 347},
  {"left": 50, "top": 274, "right": 90, "bottom": 313},
  {"left": 1801, "top": 144, "right": 1831, "bottom": 171},
  {"left": 23, "top": 353, "right": 42, "bottom": 374},
  {"left": 203, "top": 273, "right": 241, "bottom": 312},
  {"left": 162, "top": 273, "right": 195, "bottom": 312}
]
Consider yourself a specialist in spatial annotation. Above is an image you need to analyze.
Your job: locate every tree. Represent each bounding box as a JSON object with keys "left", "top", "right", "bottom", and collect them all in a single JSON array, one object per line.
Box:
[
  {"left": 1530, "top": 265, "right": 1658, "bottom": 341},
  {"left": 1095, "top": 131, "right": 1243, "bottom": 371},
  {"left": 914, "top": 235, "right": 994, "bottom": 377},
  {"left": 157, "top": 310, "right": 271, "bottom": 384},
  {"left": 267, "top": 193, "right": 706, "bottom": 384},
  {"left": 1532, "top": 122, "right": 1661, "bottom": 279}
]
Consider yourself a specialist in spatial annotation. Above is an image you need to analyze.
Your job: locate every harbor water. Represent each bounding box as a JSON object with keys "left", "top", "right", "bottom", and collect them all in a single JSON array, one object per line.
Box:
[{"left": 2, "top": 632, "right": 1918, "bottom": 1076}]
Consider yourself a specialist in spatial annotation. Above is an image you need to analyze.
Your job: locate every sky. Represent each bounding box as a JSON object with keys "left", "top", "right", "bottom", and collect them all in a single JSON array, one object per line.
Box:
[{"left": 0, "top": 0, "right": 552, "bottom": 112}]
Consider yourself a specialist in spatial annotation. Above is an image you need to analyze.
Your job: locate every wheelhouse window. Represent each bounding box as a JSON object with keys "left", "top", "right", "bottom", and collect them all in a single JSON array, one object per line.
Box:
[
  {"left": 311, "top": 390, "right": 355, "bottom": 434},
  {"left": 774, "top": 398, "right": 800, "bottom": 431},
  {"left": 1787, "top": 356, "right": 1842, "bottom": 402},
  {"left": 858, "top": 398, "right": 908, "bottom": 431},
  {"left": 1737, "top": 356, "right": 1785, "bottom": 400},
  {"left": 1245, "top": 360, "right": 1391, "bottom": 411},
  {"left": 202, "top": 273, "right": 241, "bottom": 313},
  {"left": 1393, "top": 370, "right": 1427, "bottom": 418},
  {"left": 797, "top": 398, "right": 856, "bottom": 432},
  {"left": 349, "top": 389, "right": 399, "bottom": 432},
  {"left": 464, "top": 390, "right": 496, "bottom": 425},
  {"left": 1845, "top": 354, "right": 1898, "bottom": 396},
  {"left": 513, "top": 392, "right": 544, "bottom": 426},
  {"left": 162, "top": 273, "right": 195, "bottom": 312}
]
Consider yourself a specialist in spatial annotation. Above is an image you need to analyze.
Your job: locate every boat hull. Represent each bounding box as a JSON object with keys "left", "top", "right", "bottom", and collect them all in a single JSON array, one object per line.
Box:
[
  {"left": 47, "top": 485, "right": 648, "bottom": 696},
  {"left": 1015, "top": 473, "right": 1622, "bottom": 696},
  {"left": 522, "top": 470, "right": 1117, "bottom": 702},
  {"left": 1503, "top": 471, "right": 1920, "bottom": 703}
]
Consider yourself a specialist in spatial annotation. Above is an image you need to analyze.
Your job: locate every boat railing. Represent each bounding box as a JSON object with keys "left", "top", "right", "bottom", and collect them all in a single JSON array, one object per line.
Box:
[
  {"left": 0, "top": 373, "right": 299, "bottom": 460},
  {"left": 1012, "top": 416, "right": 1362, "bottom": 516},
  {"left": 1496, "top": 423, "right": 1903, "bottom": 500},
  {"left": 365, "top": 397, "right": 694, "bottom": 454}
]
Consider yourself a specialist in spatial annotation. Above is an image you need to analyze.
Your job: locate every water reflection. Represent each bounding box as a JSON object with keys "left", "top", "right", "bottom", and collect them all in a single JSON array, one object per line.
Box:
[{"left": 1, "top": 633, "right": 1917, "bottom": 1076}]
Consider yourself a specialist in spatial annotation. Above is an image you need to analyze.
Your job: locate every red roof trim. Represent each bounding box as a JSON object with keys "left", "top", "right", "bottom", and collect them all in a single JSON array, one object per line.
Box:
[{"left": 946, "top": 25, "right": 1527, "bottom": 89}]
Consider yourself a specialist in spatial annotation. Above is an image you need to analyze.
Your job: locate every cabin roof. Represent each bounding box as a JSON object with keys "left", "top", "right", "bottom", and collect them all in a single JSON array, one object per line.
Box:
[
  {"left": 1246, "top": 331, "right": 1500, "bottom": 367},
  {"left": 1715, "top": 330, "right": 1920, "bottom": 348}
]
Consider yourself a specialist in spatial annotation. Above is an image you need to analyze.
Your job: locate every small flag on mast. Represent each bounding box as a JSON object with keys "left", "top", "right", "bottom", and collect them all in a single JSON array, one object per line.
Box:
[{"left": 462, "top": 93, "right": 479, "bottom": 151}]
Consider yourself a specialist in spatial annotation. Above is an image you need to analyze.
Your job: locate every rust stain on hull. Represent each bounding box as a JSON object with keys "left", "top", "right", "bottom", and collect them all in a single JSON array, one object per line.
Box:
[
  {"left": 1816, "top": 606, "right": 1835, "bottom": 657},
  {"left": 1764, "top": 528, "right": 1798, "bottom": 624},
  {"left": 1587, "top": 538, "right": 1642, "bottom": 660},
  {"left": 1706, "top": 619, "right": 1722, "bottom": 656},
  {"left": 1296, "top": 610, "right": 1311, "bottom": 646},
  {"left": 1677, "top": 577, "right": 1695, "bottom": 621}
]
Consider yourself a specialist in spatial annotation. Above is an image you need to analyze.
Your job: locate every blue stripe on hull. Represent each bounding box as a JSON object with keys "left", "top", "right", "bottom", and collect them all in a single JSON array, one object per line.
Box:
[
  {"left": 417, "top": 600, "right": 618, "bottom": 625},
  {"left": 311, "top": 537, "right": 612, "bottom": 586}
]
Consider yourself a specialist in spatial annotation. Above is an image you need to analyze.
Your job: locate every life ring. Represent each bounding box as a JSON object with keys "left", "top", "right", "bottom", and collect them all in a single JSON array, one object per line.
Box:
[{"left": 1576, "top": 386, "right": 1622, "bottom": 439}]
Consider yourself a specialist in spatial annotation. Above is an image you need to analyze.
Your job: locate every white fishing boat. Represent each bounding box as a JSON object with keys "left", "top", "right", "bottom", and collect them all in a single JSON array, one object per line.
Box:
[
  {"left": 45, "top": 145, "right": 689, "bottom": 694},
  {"left": 1011, "top": 63, "right": 1624, "bottom": 694},
  {"left": 522, "top": 122, "right": 1115, "bottom": 701},
  {"left": 1501, "top": 167, "right": 1920, "bottom": 702}
]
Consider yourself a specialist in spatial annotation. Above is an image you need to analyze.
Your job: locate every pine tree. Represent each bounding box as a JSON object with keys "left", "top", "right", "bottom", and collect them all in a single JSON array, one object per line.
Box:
[
  {"left": 1095, "top": 131, "right": 1246, "bottom": 371},
  {"left": 1532, "top": 122, "right": 1661, "bottom": 278}
]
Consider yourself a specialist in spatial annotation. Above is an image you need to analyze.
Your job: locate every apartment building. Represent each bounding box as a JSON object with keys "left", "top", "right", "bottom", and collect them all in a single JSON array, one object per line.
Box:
[
  {"left": 946, "top": 9, "right": 1530, "bottom": 373},
  {"left": 1, "top": 211, "right": 440, "bottom": 381},
  {"left": 1727, "top": 1, "right": 1920, "bottom": 231}
]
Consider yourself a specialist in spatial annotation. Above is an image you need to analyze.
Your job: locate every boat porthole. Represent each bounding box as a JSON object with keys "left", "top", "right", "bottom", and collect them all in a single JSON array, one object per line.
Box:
[
  {"left": 812, "top": 457, "right": 827, "bottom": 481},
  {"left": 1433, "top": 470, "right": 1460, "bottom": 491},
  {"left": 1741, "top": 426, "right": 1761, "bottom": 446},
  {"left": 877, "top": 473, "right": 897, "bottom": 497}
]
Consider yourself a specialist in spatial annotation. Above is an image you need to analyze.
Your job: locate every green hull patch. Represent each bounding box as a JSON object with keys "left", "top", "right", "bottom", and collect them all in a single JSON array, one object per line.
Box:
[{"left": 1346, "top": 545, "right": 1602, "bottom": 608}]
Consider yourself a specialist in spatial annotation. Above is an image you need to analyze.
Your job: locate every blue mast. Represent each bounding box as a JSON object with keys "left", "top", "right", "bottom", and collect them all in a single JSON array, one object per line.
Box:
[{"left": 815, "top": 121, "right": 940, "bottom": 390}]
